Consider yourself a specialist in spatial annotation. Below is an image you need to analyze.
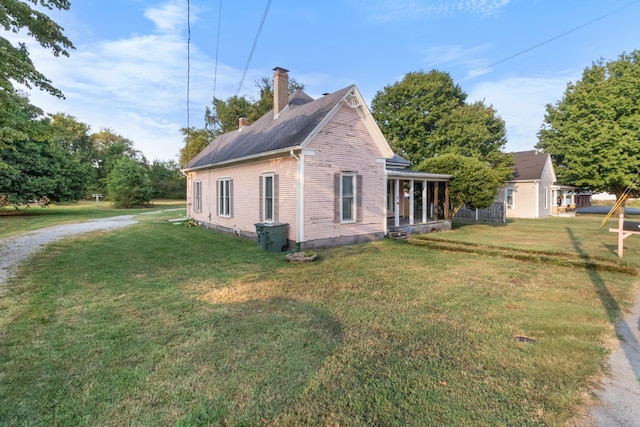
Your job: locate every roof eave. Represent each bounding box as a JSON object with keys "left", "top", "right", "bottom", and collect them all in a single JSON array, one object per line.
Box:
[{"left": 182, "top": 146, "right": 301, "bottom": 173}]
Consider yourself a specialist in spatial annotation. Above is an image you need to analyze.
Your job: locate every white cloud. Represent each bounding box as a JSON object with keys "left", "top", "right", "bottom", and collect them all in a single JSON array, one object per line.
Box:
[
  {"left": 144, "top": 0, "right": 193, "bottom": 34},
  {"left": 3, "top": 0, "right": 246, "bottom": 161},
  {"left": 421, "top": 44, "right": 494, "bottom": 78},
  {"left": 467, "top": 72, "right": 579, "bottom": 153},
  {"left": 354, "top": 0, "right": 511, "bottom": 22}
]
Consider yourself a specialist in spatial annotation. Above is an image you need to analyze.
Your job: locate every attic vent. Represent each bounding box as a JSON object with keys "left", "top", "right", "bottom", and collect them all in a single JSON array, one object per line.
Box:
[{"left": 345, "top": 90, "right": 361, "bottom": 109}]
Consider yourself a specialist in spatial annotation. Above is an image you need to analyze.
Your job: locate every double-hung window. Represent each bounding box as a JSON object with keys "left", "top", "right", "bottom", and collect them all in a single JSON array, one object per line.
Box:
[
  {"left": 260, "top": 173, "right": 278, "bottom": 222},
  {"left": 334, "top": 172, "right": 362, "bottom": 223},
  {"left": 506, "top": 188, "right": 514, "bottom": 209},
  {"left": 341, "top": 173, "right": 356, "bottom": 222},
  {"left": 217, "top": 178, "right": 232, "bottom": 217},
  {"left": 263, "top": 174, "right": 274, "bottom": 222},
  {"left": 193, "top": 180, "right": 202, "bottom": 213}
]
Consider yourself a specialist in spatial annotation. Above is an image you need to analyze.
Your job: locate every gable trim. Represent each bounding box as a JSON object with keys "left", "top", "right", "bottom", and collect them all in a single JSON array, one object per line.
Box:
[{"left": 299, "top": 86, "right": 394, "bottom": 158}]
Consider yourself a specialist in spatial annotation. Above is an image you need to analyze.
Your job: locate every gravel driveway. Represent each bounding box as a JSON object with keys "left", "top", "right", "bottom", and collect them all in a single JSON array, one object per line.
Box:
[{"left": 0, "top": 215, "right": 138, "bottom": 291}]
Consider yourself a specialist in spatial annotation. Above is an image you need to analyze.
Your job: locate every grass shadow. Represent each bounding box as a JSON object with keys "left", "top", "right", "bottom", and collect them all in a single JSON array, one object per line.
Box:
[
  {"left": 451, "top": 219, "right": 511, "bottom": 230},
  {"left": 601, "top": 242, "right": 620, "bottom": 257}
]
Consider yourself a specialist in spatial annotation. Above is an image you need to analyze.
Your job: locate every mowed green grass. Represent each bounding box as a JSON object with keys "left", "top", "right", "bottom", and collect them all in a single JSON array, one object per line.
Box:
[{"left": 0, "top": 211, "right": 638, "bottom": 426}]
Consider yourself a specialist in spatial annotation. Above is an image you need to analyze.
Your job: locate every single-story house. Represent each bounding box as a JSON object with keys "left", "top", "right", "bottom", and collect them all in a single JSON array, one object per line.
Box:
[
  {"left": 496, "top": 150, "right": 576, "bottom": 218},
  {"left": 182, "top": 67, "right": 451, "bottom": 250}
]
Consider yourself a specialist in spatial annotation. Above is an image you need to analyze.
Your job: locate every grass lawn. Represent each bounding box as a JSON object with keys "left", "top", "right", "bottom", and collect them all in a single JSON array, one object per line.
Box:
[{"left": 0, "top": 209, "right": 638, "bottom": 426}]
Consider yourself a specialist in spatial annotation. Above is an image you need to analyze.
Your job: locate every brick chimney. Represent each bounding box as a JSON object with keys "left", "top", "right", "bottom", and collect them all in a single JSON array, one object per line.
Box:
[
  {"left": 238, "top": 117, "right": 249, "bottom": 131},
  {"left": 273, "top": 67, "right": 289, "bottom": 118}
]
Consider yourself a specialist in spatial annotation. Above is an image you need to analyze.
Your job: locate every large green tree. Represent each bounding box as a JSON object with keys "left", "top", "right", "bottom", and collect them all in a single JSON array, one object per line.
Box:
[
  {"left": 0, "top": 0, "right": 74, "bottom": 99},
  {"left": 0, "top": 135, "right": 86, "bottom": 206},
  {"left": 106, "top": 157, "right": 152, "bottom": 208},
  {"left": 203, "top": 76, "right": 305, "bottom": 137},
  {"left": 0, "top": 94, "right": 86, "bottom": 207},
  {"left": 537, "top": 50, "right": 640, "bottom": 202},
  {"left": 148, "top": 159, "right": 185, "bottom": 199},
  {"left": 178, "top": 127, "right": 215, "bottom": 167},
  {"left": 0, "top": 1, "right": 80, "bottom": 205},
  {"left": 371, "top": 70, "right": 512, "bottom": 210},
  {"left": 90, "top": 129, "right": 144, "bottom": 195},
  {"left": 371, "top": 70, "right": 509, "bottom": 171},
  {"left": 49, "top": 113, "right": 96, "bottom": 164},
  {"left": 419, "top": 153, "right": 507, "bottom": 215}
]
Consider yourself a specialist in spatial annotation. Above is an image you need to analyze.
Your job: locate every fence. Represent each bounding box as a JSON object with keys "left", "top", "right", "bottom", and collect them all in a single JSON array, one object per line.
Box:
[{"left": 454, "top": 202, "right": 506, "bottom": 223}]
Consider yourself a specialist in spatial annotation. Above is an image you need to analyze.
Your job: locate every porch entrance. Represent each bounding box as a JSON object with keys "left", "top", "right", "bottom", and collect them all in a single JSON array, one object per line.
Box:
[{"left": 385, "top": 170, "right": 451, "bottom": 233}]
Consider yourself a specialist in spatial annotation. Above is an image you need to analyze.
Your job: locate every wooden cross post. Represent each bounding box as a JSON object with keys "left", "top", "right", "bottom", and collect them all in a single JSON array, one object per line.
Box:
[{"left": 609, "top": 214, "right": 640, "bottom": 258}]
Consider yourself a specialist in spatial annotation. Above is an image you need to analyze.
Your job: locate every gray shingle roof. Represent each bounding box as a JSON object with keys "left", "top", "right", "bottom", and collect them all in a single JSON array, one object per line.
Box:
[
  {"left": 185, "top": 86, "right": 354, "bottom": 170},
  {"left": 386, "top": 154, "right": 411, "bottom": 167},
  {"left": 511, "top": 150, "right": 550, "bottom": 180}
]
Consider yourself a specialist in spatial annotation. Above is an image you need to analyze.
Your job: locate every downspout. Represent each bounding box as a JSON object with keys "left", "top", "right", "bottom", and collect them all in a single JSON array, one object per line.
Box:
[
  {"left": 181, "top": 170, "right": 190, "bottom": 218},
  {"left": 290, "top": 150, "right": 302, "bottom": 251},
  {"left": 535, "top": 180, "right": 540, "bottom": 218}
]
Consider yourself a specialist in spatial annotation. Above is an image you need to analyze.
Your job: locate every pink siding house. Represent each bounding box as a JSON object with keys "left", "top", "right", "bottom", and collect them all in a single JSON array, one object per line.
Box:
[{"left": 183, "top": 68, "right": 451, "bottom": 250}]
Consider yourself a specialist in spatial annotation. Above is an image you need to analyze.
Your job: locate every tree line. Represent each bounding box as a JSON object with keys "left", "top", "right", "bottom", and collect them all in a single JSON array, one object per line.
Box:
[
  {"left": 4, "top": 1, "right": 638, "bottom": 212},
  {"left": 1, "top": 99, "right": 186, "bottom": 209},
  {"left": 1, "top": 1, "right": 184, "bottom": 209}
]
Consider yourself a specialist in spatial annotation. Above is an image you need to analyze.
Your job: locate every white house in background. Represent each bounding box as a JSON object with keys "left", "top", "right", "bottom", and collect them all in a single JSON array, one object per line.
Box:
[{"left": 496, "top": 150, "right": 576, "bottom": 218}]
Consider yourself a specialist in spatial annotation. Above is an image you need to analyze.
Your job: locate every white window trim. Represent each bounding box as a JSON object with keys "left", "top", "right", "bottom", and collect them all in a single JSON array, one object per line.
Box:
[
  {"left": 506, "top": 187, "right": 515, "bottom": 209},
  {"left": 341, "top": 172, "right": 357, "bottom": 223},
  {"left": 218, "top": 177, "right": 231, "bottom": 217},
  {"left": 263, "top": 173, "right": 275, "bottom": 223},
  {"left": 193, "top": 180, "right": 202, "bottom": 213},
  {"left": 543, "top": 186, "right": 549, "bottom": 209}
]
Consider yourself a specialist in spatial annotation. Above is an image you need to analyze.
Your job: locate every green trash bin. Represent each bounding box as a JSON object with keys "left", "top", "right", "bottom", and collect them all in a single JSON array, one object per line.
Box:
[
  {"left": 255, "top": 223, "right": 267, "bottom": 250},
  {"left": 263, "top": 222, "right": 289, "bottom": 253}
]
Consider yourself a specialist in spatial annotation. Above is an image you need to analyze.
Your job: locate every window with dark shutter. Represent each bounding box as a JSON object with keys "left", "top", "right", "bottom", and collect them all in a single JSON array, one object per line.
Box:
[{"left": 336, "top": 172, "right": 358, "bottom": 223}]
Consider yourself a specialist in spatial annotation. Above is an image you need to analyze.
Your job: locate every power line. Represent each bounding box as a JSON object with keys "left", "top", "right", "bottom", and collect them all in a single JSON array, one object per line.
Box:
[
  {"left": 458, "top": 0, "right": 640, "bottom": 82},
  {"left": 213, "top": 0, "right": 222, "bottom": 100},
  {"left": 236, "top": 0, "right": 272, "bottom": 96},
  {"left": 186, "top": 0, "right": 191, "bottom": 130}
]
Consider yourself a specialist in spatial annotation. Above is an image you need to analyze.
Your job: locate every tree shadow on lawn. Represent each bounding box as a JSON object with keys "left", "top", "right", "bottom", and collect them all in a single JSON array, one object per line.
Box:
[
  {"left": 566, "top": 228, "right": 640, "bottom": 381},
  {"left": 451, "top": 219, "right": 511, "bottom": 230},
  {"left": 173, "top": 296, "right": 344, "bottom": 425}
]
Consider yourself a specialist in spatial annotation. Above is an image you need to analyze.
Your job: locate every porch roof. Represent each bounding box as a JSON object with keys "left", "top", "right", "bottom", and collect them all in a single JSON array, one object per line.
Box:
[{"left": 385, "top": 168, "right": 451, "bottom": 181}]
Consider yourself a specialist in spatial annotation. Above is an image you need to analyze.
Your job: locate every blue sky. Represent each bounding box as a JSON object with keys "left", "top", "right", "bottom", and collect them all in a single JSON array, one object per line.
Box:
[{"left": 6, "top": 0, "right": 640, "bottom": 162}]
